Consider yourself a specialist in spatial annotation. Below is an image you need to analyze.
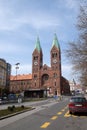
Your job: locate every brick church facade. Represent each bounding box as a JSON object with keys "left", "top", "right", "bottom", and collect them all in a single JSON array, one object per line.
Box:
[
  {"left": 32, "top": 34, "right": 62, "bottom": 96},
  {"left": 10, "top": 34, "right": 70, "bottom": 97}
]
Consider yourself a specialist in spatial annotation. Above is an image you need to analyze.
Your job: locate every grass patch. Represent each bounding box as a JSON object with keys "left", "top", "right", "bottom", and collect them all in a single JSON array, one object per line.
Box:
[{"left": 0, "top": 105, "right": 32, "bottom": 118}]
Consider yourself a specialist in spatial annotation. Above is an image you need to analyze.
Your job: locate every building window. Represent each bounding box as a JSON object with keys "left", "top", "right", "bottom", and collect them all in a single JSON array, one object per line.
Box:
[
  {"left": 34, "top": 56, "right": 38, "bottom": 60},
  {"left": 34, "top": 74, "right": 37, "bottom": 79},
  {"left": 52, "top": 53, "right": 57, "bottom": 58},
  {"left": 55, "top": 82, "right": 56, "bottom": 86},
  {"left": 42, "top": 74, "right": 49, "bottom": 81}
]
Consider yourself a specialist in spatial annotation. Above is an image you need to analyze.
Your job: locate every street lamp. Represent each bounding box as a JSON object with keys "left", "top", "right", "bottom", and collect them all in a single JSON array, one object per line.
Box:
[
  {"left": 15, "top": 63, "right": 20, "bottom": 80},
  {"left": 15, "top": 63, "right": 20, "bottom": 92}
]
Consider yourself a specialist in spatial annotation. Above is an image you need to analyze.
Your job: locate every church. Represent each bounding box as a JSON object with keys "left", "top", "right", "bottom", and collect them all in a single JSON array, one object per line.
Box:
[{"left": 10, "top": 34, "right": 70, "bottom": 97}]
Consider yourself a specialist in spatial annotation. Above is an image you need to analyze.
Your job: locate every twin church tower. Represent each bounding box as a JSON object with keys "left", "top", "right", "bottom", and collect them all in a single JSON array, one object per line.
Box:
[{"left": 32, "top": 34, "right": 62, "bottom": 96}]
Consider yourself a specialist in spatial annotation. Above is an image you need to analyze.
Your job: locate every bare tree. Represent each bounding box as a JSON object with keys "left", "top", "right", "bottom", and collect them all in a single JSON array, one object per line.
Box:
[{"left": 66, "top": 4, "right": 87, "bottom": 88}]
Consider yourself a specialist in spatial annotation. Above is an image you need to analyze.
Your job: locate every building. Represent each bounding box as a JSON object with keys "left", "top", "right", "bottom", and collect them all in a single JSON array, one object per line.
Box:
[
  {"left": 10, "top": 74, "right": 32, "bottom": 93},
  {"left": 0, "top": 58, "right": 11, "bottom": 95},
  {"left": 69, "top": 80, "right": 83, "bottom": 95},
  {"left": 69, "top": 80, "right": 76, "bottom": 92},
  {"left": 10, "top": 34, "right": 70, "bottom": 97}
]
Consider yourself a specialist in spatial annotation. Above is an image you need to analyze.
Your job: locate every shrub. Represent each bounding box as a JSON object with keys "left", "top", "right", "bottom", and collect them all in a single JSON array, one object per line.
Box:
[
  {"left": 8, "top": 106, "right": 11, "bottom": 110},
  {"left": 8, "top": 106, "right": 15, "bottom": 111},
  {"left": 12, "top": 105, "right": 15, "bottom": 109},
  {"left": 10, "top": 107, "right": 14, "bottom": 111},
  {"left": 21, "top": 105, "right": 25, "bottom": 109}
]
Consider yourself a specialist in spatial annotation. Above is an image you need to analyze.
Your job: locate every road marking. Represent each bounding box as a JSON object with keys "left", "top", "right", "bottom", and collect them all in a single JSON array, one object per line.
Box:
[
  {"left": 64, "top": 111, "right": 77, "bottom": 118},
  {"left": 40, "top": 122, "right": 50, "bottom": 128},
  {"left": 72, "top": 115, "right": 77, "bottom": 118},
  {"left": 64, "top": 111, "right": 87, "bottom": 118},
  {"left": 64, "top": 111, "right": 71, "bottom": 117},
  {"left": 61, "top": 109, "right": 65, "bottom": 112},
  {"left": 57, "top": 112, "right": 62, "bottom": 115},
  {"left": 51, "top": 116, "right": 58, "bottom": 120}
]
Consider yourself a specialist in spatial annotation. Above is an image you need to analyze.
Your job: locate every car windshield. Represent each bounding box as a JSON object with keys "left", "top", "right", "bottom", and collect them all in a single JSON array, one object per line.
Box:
[{"left": 71, "top": 97, "right": 86, "bottom": 103}]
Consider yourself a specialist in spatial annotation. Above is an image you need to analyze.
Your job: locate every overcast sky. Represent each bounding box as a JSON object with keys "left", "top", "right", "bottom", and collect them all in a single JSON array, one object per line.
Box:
[{"left": 0, "top": 0, "right": 81, "bottom": 81}]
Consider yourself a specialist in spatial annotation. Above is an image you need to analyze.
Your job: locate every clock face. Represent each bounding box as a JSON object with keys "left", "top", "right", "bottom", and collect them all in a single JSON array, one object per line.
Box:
[
  {"left": 34, "top": 61, "right": 38, "bottom": 65},
  {"left": 53, "top": 59, "right": 57, "bottom": 63}
]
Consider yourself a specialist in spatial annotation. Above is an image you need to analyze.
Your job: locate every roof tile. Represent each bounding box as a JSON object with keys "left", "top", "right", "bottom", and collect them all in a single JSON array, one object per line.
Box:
[{"left": 10, "top": 74, "right": 32, "bottom": 80}]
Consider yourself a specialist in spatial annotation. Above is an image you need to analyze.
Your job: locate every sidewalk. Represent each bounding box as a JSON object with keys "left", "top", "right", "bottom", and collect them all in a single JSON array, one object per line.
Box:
[{"left": 0, "top": 98, "right": 59, "bottom": 110}]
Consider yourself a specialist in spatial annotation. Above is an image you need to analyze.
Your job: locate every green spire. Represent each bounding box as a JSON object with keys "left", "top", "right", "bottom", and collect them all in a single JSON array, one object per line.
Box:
[
  {"left": 35, "top": 37, "right": 42, "bottom": 52},
  {"left": 52, "top": 34, "right": 60, "bottom": 49}
]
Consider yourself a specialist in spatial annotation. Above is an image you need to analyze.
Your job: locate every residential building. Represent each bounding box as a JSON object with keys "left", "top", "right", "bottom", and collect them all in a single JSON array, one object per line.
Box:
[
  {"left": 0, "top": 58, "right": 11, "bottom": 95},
  {"left": 10, "top": 74, "right": 32, "bottom": 93}
]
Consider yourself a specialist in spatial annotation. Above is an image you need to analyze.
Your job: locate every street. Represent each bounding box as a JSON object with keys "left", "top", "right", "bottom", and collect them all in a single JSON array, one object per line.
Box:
[{"left": 0, "top": 97, "right": 87, "bottom": 130}]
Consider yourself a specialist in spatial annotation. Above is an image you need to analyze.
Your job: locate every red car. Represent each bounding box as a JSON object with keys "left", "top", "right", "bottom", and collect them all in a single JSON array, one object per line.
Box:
[{"left": 69, "top": 96, "right": 87, "bottom": 114}]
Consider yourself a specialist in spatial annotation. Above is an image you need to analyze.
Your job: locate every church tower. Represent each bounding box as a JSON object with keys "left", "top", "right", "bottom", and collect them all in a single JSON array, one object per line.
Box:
[
  {"left": 32, "top": 37, "right": 43, "bottom": 89},
  {"left": 50, "top": 34, "right": 61, "bottom": 95}
]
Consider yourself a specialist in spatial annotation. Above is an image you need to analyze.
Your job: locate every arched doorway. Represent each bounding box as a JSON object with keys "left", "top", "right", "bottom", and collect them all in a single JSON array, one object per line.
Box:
[{"left": 41, "top": 74, "right": 50, "bottom": 97}]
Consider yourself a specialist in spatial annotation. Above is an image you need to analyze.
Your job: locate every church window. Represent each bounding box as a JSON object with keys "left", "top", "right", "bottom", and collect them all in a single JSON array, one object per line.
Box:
[
  {"left": 52, "top": 53, "right": 57, "bottom": 58},
  {"left": 34, "top": 74, "right": 37, "bottom": 79},
  {"left": 42, "top": 74, "right": 49, "bottom": 81},
  {"left": 44, "top": 75, "right": 48, "bottom": 80},
  {"left": 55, "top": 82, "right": 56, "bottom": 86},
  {"left": 34, "top": 56, "right": 38, "bottom": 60}
]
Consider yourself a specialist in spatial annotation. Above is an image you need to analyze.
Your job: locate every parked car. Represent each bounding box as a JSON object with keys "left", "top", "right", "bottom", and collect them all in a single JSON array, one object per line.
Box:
[
  {"left": 0, "top": 96, "right": 8, "bottom": 104},
  {"left": 68, "top": 96, "right": 87, "bottom": 114},
  {"left": 8, "top": 93, "right": 17, "bottom": 102}
]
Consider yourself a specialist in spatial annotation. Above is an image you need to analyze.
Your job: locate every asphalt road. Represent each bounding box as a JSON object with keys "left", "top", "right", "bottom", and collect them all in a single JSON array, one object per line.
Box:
[{"left": 0, "top": 97, "right": 87, "bottom": 130}]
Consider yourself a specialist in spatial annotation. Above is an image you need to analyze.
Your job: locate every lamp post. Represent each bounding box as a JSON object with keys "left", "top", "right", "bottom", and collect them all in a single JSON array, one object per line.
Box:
[
  {"left": 15, "top": 63, "right": 20, "bottom": 79},
  {"left": 15, "top": 63, "right": 20, "bottom": 92}
]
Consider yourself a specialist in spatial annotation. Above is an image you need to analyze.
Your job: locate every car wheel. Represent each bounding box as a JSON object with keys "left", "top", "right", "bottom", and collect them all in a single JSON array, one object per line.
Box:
[{"left": 69, "top": 111, "right": 72, "bottom": 114}]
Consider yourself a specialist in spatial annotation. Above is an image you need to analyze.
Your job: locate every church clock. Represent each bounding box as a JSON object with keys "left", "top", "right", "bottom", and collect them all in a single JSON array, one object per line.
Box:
[
  {"left": 34, "top": 61, "right": 38, "bottom": 65},
  {"left": 53, "top": 59, "right": 57, "bottom": 63}
]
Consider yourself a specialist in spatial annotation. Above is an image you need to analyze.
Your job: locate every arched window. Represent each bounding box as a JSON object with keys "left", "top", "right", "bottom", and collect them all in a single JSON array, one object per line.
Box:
[
  {"left": 34, "top": 74, "right": 37, "bottom": 79},
  {"left": 42, "top": 74, "right": 49, "bottom": 85},
  {"left": 42, "top": 74, "right": 49, "bottom": 81},
  {"left": 34, "top": 56, "right": 38, "bottom": 60},
  {"left": 52, "top": 53, "right": 57, "bottom": 58}
]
